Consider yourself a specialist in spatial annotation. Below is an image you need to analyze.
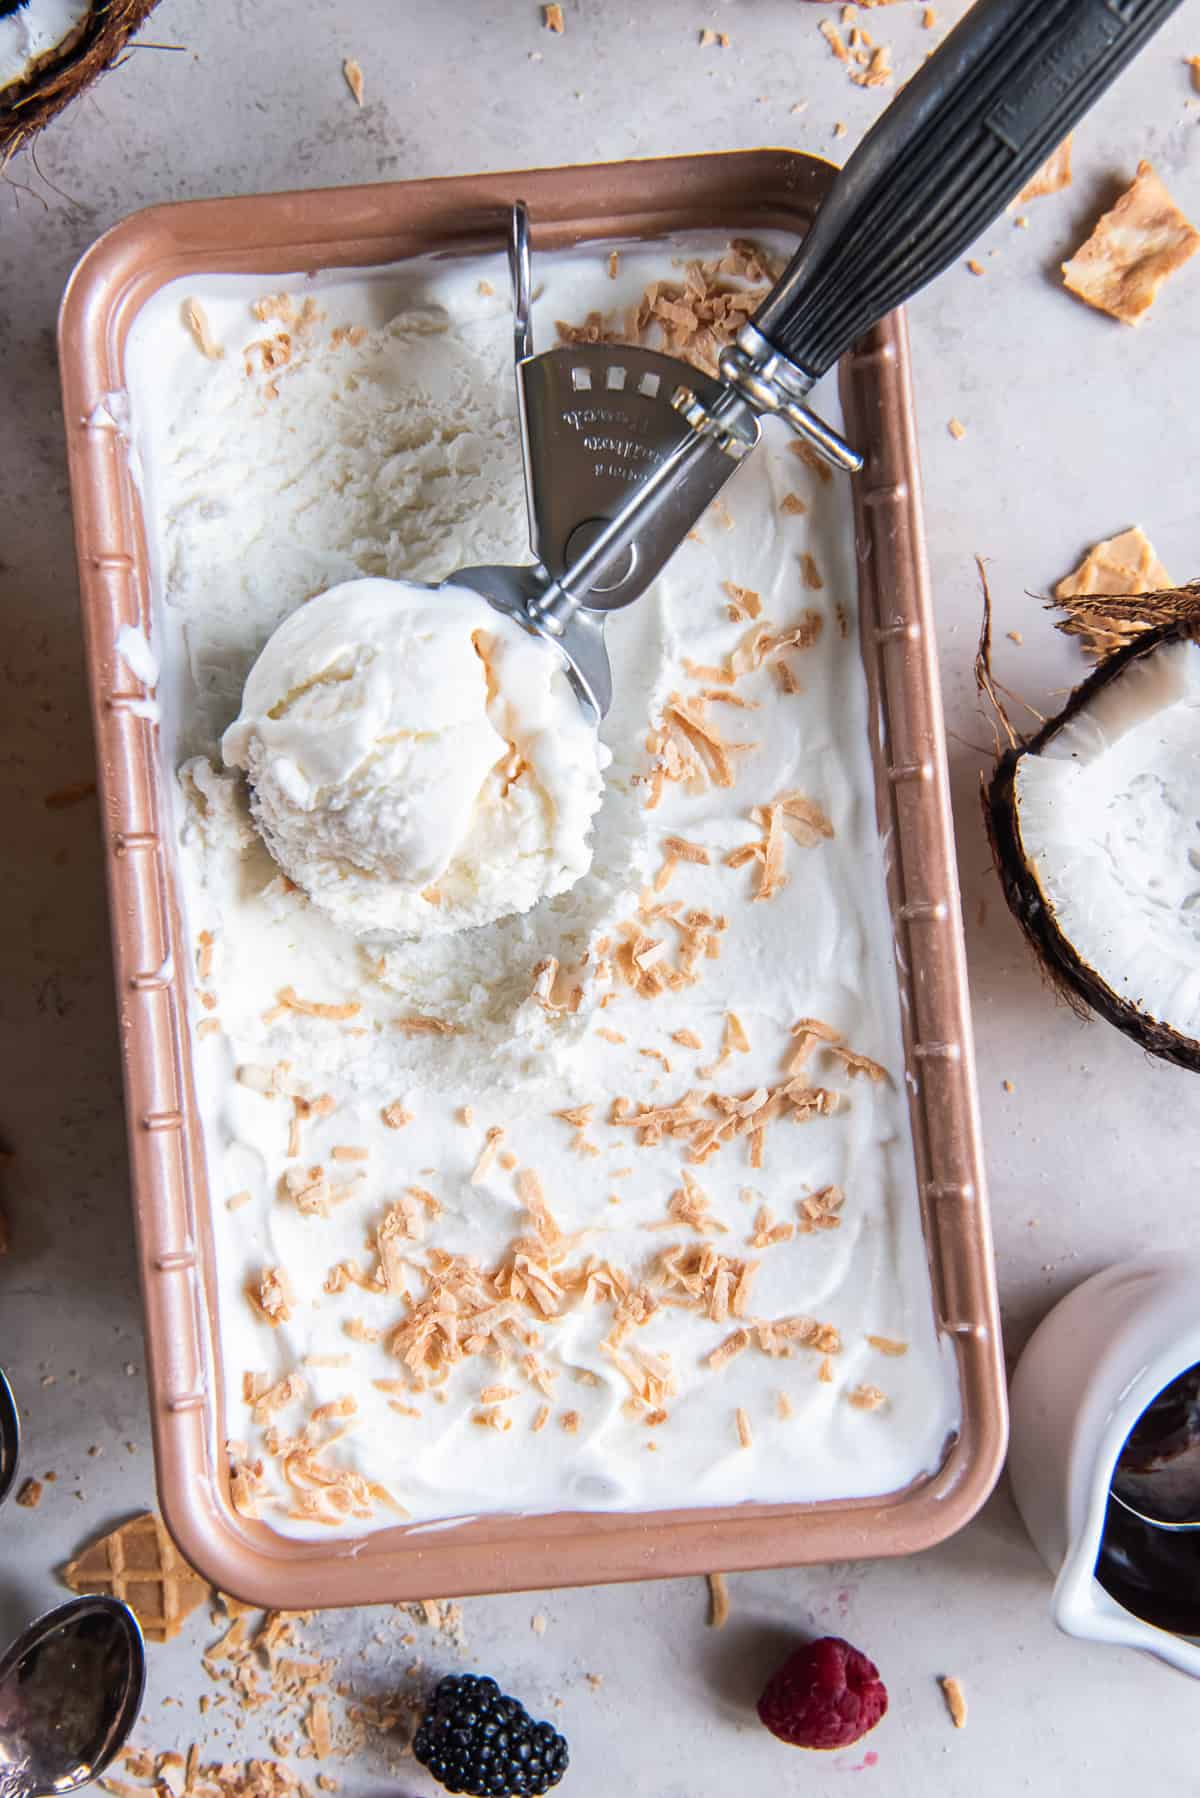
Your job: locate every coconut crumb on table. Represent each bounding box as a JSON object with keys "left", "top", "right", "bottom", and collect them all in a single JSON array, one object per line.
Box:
[
  {"left": 544, "top": 2, "right": 564, "bottom": 29},
  {"left": 940, "top": 1674, "right": 968, "bottom": 1728},
  {"left": 341, "top": 57, "right": 364, "bottom": 105},
  {"left": 1062, "top": 160, "right": 1200, "bottom": 324},
  {"left": 735, "top": 1407, "right": 753, "bottom": 1448},
  {"left": 1017, "top": 134, "right": 1072, "bottom": 202},
  {"left": 707, "top": 1571, "right": 731, "bottom": 1628},
  {"left": 866, "top": 1334, "right": 908, "bottom": 1357},
  {"left": 948, "top": 417, "right": 967, "bottom": 440}
]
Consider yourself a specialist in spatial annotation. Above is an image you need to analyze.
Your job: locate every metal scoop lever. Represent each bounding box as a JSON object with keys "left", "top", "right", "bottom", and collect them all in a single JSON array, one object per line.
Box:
[{"left": 457, "top": 0, "right": 1183, "bottom": 720}]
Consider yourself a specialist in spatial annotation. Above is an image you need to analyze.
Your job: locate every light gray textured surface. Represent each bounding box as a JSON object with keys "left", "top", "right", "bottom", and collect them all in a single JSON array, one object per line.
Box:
[{"left": 3, "top": 1, "right": 1200, "bottom": 1791}]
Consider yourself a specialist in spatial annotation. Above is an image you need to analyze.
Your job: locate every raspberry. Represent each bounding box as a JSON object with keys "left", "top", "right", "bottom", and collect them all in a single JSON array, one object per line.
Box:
[{"left": 757, "top": 1636, "right": 888, "bottom": 1751}]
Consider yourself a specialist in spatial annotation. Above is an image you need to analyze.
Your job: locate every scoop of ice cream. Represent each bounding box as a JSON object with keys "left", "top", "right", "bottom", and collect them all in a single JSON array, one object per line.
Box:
[{"left": 221, "top": 577, "right": 608, "bottom": 937}]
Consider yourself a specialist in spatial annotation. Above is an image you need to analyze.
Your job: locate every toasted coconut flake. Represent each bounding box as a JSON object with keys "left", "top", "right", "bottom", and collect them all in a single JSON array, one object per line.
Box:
[
  {"left": 663, "top": 834, "right": 711, "bottom": 864},
  {"left": 706, "top": 1327, "right": 750, "bottom": 1370},
  {"left": 940, "top": 1676, "right": 968, "bottom": 1728},
  {"left": 797, "top": 1185, "right": 846, "bottom": 1234},
  {"left": 799, "top": 553, "right": 823, "bottom": 591},
  {"left": 789, "top": 440, "right": 833, "bottom": 484},
  {"left": 544, "top": 2, "right": 564, "bottom": 29},
  {"left": 532, "top": 1403, "right": 551, "bottom": 1433},
  {"left": 722, "top": 581, "right": 762, "bottom": 622},
  {"left": 226, "top": 1190, "right": 252, "bottom": 1212},
  {"left": 559, "top": 1410, "right": 581, "bottom": 1433},
  {"left": 866, "top": 1334, "right": 908, "bottom": 1357},
  {"left": 781, "top": 492, "right": 807, "bottom": 516},
  {"left": 776, "top": 1390, "right": 795, "bottom": 1420},
  {"left": 749, "top": 1203, "right": 795, "bottom": 1250},
  {"left": 671, "top": 1028, "right": 703, "bottom": 1050},
  {"left": 330, "top": 1145, "right": 368, "bottom": 1162},
  {"left": 275, "top": 986, "right": 361, "bottom": 1022},
  {"left": 848, "top": 1383, "right": 887, "bottom": 1411},
  {"left": 735, "top": 1407, "right": 753, "bottom": 1449},
  {"left": 1063, "top": 160, "right": 1200, "bottom": 325},
  {"left": 470, "top": 1125, "right": 506, "bottom": 1185},
  {"left": 831, "top": 1045, "right": 889, "bottom": 1082},
  {"left": 280, "top": 1164, "right": 339, "bottom": 1218},
  {"left": 393, "top": 1014, "right": 459, "bottom": 1036},
  {"left": 183, "top": 299, "right": 223, "bottom": 361},
  {"left": 250, "top": 1372, "right": 307, "bottom": 1424},
  {"left": 707, "top": 1571, "right": 731, "bottom": 1628},
  {"left": 249, "top": 1266, "right": 294, "bottom": 1326}
]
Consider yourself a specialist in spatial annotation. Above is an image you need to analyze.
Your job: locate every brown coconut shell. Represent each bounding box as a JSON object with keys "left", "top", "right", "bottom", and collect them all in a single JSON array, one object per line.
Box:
[
  {"left": 985, "top": 613, "right": 1200, "bottom": 1073},
  {"left": 1, "top": 0, "right": 161, "bottom": 165}
]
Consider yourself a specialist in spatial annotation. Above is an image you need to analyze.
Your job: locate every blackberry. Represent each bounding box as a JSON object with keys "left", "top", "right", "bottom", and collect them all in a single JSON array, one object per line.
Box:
[{"left": 412, "top": 1673, "right": 570, "bottom": 1797}]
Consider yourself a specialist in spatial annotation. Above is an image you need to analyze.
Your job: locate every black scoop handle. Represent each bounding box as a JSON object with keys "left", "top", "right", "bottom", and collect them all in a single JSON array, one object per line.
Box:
[{"left": 753, "top": 0, "right": 1186, "bottom": 378}]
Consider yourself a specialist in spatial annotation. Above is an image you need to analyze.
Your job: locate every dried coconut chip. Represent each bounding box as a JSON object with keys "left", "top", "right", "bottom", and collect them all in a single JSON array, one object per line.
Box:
[
  {"left": 1062, "top": 160, "right": 1200, "bottom": 325},
  {"left": 381, "top": 1101, "right": 412, "bottom": 1130},
  {"left": 735, "top": 1407, "right": 753, "bottom": 1449}
]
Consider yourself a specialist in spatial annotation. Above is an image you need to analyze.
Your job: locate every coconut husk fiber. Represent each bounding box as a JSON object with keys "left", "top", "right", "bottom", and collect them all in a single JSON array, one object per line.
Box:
[{"left": 1, "top": 0, "right": 161, "bottom": 165}]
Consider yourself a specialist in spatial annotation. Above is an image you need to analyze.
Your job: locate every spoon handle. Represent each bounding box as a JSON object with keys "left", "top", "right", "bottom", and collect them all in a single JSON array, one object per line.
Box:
[{"left": 750, "top": 0, "right": 1185, "bottom": 382}]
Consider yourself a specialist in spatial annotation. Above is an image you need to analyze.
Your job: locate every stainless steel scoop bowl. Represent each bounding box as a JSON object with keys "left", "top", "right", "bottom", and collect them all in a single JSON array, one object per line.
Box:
[
  {"left": 0, "top": 1598, "right": 145, "bottom": 1798},
  {"left": 447, "top": 0, "right": 1183, "bottom": 722}
]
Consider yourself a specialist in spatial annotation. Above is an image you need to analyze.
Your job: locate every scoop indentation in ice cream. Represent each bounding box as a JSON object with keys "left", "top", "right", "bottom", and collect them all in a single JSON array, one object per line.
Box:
[{"left": 221, "top": 577, "right": 608, "bottom": 937}]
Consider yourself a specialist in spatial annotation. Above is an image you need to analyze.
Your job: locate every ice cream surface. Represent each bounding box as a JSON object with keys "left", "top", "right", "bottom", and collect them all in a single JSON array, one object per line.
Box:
[
  {"left": 124, "top": 236, "right": 960, "bottom": 1535},
  {"left": 221, "top": 577, "right": 608, "bottom": 937}
]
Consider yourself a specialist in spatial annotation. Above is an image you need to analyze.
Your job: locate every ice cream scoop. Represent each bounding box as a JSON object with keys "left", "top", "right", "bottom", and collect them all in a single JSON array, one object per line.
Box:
[
  {"left": 438, "top": 0, "right": 1185, "bottom": 721},
  {"left": 222, "top": 578, "right": 609, "bottom": 939}
]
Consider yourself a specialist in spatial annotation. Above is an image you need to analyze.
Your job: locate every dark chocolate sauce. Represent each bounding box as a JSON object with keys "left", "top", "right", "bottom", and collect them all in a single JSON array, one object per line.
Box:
[{"left": 1095, "top": 1363, "right": 1200, "bottom": 1635}]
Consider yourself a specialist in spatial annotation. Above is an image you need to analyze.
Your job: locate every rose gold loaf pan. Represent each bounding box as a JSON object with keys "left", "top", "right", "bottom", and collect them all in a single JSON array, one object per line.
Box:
[{"left": 58, "top": 151, "right": 1004, "bottom": 1607}]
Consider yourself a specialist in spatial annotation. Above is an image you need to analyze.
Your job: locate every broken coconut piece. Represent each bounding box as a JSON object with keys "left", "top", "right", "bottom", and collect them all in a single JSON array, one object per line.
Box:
[
  {"left": 1062, "top": 161, "right": 1200, "bottom": 325},
  {"left": 62, "top": 1511, "right": 209, "bottom": 1642},
  {"left": 988, "top": 621, "right": 1200, "bottom": 1071},
  {"left": 1052, "top": 526, "right": 1174, "bottom": 658},
  {"left": 1, "top": 0, "right": 161, "bottom": 163}
]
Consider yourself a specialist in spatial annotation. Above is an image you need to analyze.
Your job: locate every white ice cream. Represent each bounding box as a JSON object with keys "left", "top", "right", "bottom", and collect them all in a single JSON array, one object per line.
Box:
[
  {"left": 124, "top": 237, "right": 960, "bottom": 1535},
  {"left": 221, "top": 578, "right": 607, "bottom": 937}
]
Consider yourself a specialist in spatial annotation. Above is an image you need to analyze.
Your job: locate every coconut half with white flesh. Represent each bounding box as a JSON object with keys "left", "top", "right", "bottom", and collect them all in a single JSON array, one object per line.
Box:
[
  {"left": 0, "top": 0, "right": 160, "bottom": 163},
  {"left": 987, "top": 618, "right": 1200, "bottom": 1071}
]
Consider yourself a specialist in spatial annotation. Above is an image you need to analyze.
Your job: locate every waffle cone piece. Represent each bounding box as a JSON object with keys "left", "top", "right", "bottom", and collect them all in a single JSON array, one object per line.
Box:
[{"left": 62, "top": 1511, "right": 209, "bottom": 1642}]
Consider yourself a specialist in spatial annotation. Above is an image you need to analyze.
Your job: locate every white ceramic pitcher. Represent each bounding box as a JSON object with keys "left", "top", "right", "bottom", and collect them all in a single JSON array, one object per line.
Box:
[{"left": 1009, "top": 1253, "right": 1200, "bottom": 1678}]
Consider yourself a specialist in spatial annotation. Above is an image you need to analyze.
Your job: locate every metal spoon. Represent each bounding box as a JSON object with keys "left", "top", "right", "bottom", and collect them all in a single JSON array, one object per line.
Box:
[
  {"left": 0, "top": 1597, "right": 145, "bottom": 1798},
  {"left": 0, "top": 1371, "right": 19, "bottom": 1509}
]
